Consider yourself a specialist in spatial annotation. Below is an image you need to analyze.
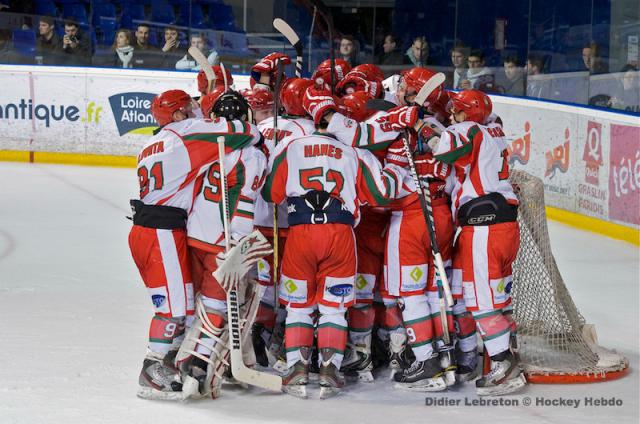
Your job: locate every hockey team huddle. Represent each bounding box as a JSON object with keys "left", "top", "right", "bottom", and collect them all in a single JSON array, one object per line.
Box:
[{"left": 128, "top": 51, "right": 528, "bottom": 402}]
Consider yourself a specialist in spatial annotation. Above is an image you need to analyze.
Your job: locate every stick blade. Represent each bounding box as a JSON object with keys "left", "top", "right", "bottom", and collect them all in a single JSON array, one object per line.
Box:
[
  {"left": 189, "top": 46, "right": 215, "bottom": 90},
  {"left": 273, "top": 18, "right": 300, "bottom": 46},
  {"left": 414, "top": 72, "right": 445, "bottom": 106}
]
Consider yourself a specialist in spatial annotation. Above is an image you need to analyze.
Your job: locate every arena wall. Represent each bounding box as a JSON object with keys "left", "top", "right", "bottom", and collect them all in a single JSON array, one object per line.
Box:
[{"left": 0, "top": 65, "right": 637, "bottom": 244}]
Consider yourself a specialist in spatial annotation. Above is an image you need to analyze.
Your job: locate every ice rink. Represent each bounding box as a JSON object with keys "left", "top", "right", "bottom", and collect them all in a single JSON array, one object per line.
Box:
[{"left": 0, "top": 162, "right": 638, "bottom": 424}]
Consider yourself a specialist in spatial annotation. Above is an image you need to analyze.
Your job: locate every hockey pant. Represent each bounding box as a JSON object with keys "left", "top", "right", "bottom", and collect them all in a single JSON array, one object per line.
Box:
[
  {"left": 129, "top": 225, "right": 194, "bottom": 356},
  {"left": 279, "top": 223, "right": 356, "bottom": 369}
]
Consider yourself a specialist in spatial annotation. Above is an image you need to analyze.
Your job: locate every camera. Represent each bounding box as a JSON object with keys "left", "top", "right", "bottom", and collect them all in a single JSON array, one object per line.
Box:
[{"left": 69, "top": 35, "right": 78, "bottom": 43}]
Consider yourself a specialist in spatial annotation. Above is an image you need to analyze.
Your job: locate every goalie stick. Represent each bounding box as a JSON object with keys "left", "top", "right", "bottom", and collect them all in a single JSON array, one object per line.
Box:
[
  {"left": 216, "top": 136, "right": 283, "bottom": 392},
  {"left": 188, "top": 47, "right": 216, "bottom": 93},
  {"left": 273, "top": 18, "right": 303, "bottom": 78}
]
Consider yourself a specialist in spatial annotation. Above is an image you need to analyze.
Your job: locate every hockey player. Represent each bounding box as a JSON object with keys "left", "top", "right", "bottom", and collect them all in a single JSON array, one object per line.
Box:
[
  {"left": 241, "top": 83, "right": 316, "bottom": 369},
  {"left": 433, "top": 89, "right": 526, "bottom": 396},
  {"left": 129, "top": 89, "right": 258, "bottom": 400},
  {"left": 312, "top": 58, "right": 351, "bottom": 91},
  {"left": 262, "top": 86, "right": 408, "bottom": 399},
  {"left": 180, "top": 90, "right": 267, "bottom": 398}
]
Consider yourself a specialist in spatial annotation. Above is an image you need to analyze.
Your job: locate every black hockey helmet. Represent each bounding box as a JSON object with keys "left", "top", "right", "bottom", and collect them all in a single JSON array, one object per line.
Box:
[{"left": 212, "top": 90, "right": 252, "bottom": 122}]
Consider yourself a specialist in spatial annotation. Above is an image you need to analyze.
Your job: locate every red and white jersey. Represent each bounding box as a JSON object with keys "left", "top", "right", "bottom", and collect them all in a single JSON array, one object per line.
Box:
[
  {"left": 136, "top": 117, "right": 260, "bottom": 211},
  {"left": 255, "top": 115, "right": 315, "bottom": 229},
  {"left": 187, "top": 146, "right": 267, "bottom": 252},
  {"left": 434, "top": 120, "right": 517, "bottom": 218},
  {"left": 327, "top": 112, "right": 401, "bottom": 150},
  {"left": 257, "top": 115, "right": 315, "bottom": 157},
  {"left": 263, "top": 133, "right": 406, "bottom": 220}
]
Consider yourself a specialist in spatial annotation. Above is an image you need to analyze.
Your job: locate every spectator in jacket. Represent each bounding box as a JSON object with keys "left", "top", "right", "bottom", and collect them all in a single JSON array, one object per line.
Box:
[
  {"left": 59, "top": 20, "right": 91, "bottom": 66},
  {"left": 35, "top": 16, "right": 61, "bottom": 65}
]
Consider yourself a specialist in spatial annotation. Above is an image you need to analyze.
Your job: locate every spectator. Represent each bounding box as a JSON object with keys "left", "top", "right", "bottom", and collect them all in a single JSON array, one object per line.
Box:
[
  {"left": 404, "top": 36, "right": 429, "bottom": 67},
  {"left": 526, "top": 53, "right": 551, "bottom": 99},
  {"left": 35, "top": 16, "right": 61, "bottom": 65},
  {"left": 0, "top": 28, "right": 29, "bottom": 64},
  {"left": 132, "top": 24, "right": 158, "bottom": 69},
  {"left": 339, "top": 35, "right": 359, "bottom": 67},
  {"left": 608, "top": 64, "right": 640, "bottom": 112},
  {"left": 501, "top": 55, "right": 525, "bottom": 96},
  {"left": 176, "top": 32, "right": 218, "bottom": 71},
  {"left": 59, "top": 20, "right": 91, "bottom": 66},
  {"left": 448, "top": 45, "right": 467, "bottom": 89},
  {"left": 158, "top": 26, "right": 186, "bottom": 69},
  {"left": 376, "top": 34, "right": 403, "bottom": 66},
  {"left": 582, "top": 42, "right": 607, "bottom": 75},
  {"left": 111, "top": 29, "right": 134, "bottom": 68},
  {"left": 460, "top": 49, "right": 494, "bottom": 90}
]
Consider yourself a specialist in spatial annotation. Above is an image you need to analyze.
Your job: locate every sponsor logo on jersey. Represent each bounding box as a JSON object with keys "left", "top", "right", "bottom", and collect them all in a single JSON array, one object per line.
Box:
[
  {"left": 284, "top": 279, "right": 298, "bottom": 294},
  {"left": 355, "top": 275, "right": 368, "bottom": 290},
  {"left": 151, "top": 294, "right": 166, "bottom": 308},
  {"left": 505, "top": 281, "right": 512, "bottom": 294},
  {"left": 582, "top": 121, "right": 603, "bottom": 186},
  {"left": 507, "top": 121, "right": 531, "bottom": 166},
  {"left": 409, "top": 266, "right": 423, "bottom": 282},
  {"left": 544, "top": 129, "right": 570, "bottom": 179},
  {"left": 496, "top": 279, "right": 505, "bottom": 294},
  {"left": 108, "top": 92, "right": 158, "bottom": 136},
  {"left": 327, "top": 283, "right": 353, "bottom": 297}
]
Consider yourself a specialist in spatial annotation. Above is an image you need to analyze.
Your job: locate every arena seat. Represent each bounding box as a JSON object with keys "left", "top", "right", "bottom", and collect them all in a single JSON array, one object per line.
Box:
[{"left": 12, "top": 29, "right": 37, "bottom": 56}]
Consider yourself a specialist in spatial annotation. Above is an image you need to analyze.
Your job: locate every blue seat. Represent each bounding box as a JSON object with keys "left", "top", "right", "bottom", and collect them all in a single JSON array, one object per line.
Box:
[
  {"left": 92, "top": 3, "right": 116, "bottom": 25},
  {"left": 209, "top": 4, "right": 235, "bottom": 32},
  {"left": 62, "top": 3, "right": 88, "bottom": 25},
  {"left": 120, "top": 3, "right": 146, "bottom": 29},
  {"left": 12, "top": 29, "right": 37, "bottom": 56},
  {"left": 151, "top": 3, "right": 176, "bottom": 24},
  {"left": 35, "top": 0, "right": 57, "bottom": 17},
  {"left": 177, "top": 3, "right": 206, "bottom": 28}
]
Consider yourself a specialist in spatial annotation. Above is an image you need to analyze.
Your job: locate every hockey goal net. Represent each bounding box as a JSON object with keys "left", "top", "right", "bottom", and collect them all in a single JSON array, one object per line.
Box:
[{"left": 509, "top": 170, "right": 629, "bottom": 383}]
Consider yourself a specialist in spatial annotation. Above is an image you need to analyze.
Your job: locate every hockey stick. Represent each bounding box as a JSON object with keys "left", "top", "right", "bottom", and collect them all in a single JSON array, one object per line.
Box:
[
  {"left": 303, "top": 0, "right": 335, "bottom": 93},
  {"left": 220, "top": 62, "right": 229, "bottom": 91},
  {"left": 414, "top": 72, "right": 445, "bottom": 107},
  {"left": 216, "top": 136, "right": 283, "bottom": 392},
  {"left": 273, "top": 18, "right": 303, "bottom": 78},
  {"left": 189, "top": 46, "right": 215, "bottom": 93},
  {"left": 271, "top": 60, "right": 285, "bottom": 307},
  {"left": 400, "top": 136, "right": 454, "bottom": 309}
]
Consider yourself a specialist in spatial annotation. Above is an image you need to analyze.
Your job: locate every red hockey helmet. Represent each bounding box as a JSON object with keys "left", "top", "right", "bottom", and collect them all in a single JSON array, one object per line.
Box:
[
  {"left": 450, "top": 89, "right": 492, "bottom": 124},
  {"left": 241, "top": 88, "right": 274, "bottom": 112},
  {"left": 312, "top": 58, "right": 351, "bottom": 88},
  {"left": 401, "top": 67, "right": 444, "bottom": 106},
  {"left": 280, "top": 78, "right": 314, "bottom": 116},
  {"left": 151, "top": 89, "right": 192, "bottom": 126},
  {"left": 200, "top": 86, "right": 227, "bottom": 118},
  {"left": 197, "top": 65, "right": 234, "bottom": 95},
  {"left": 350, "top": 64, "right": 385, "bottom": 83},
  {"left": 338, "top": 91, "right": 375, "bottom": 122}
]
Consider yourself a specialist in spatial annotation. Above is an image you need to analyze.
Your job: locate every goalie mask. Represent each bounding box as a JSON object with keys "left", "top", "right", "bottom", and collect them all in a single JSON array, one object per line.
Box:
[{"left": 212, "top": 90, "right": 252, "bottom": 122}]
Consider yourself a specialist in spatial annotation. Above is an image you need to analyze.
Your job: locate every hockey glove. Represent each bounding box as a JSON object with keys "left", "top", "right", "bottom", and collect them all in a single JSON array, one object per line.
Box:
[
  {"left": 385, "top": 106, "right": 420, "bottom": 131},
  {"left": 302, "top": 87, "right": 337, "bottom": 125},
  {"left": 251, "top": 52, "right": 291, "bottom": 89}
]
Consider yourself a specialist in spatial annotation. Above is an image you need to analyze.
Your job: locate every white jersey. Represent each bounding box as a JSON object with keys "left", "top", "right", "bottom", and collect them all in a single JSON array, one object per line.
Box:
[
  {"left": 136, "top": 117, "right": 259, "bottom": 211},
  {"left": 263, "top": 133, "right": 407, "bottom": 221},
  {"left": 187, "top": 146, "right": 267, "bottom": 251},
  {"left": 327, "top": 111, "right": 401, "bottom": 150},
  {"left": 255, "top": 115, "right": 315, "bottom": 229},
  {"left": 434, "top": 120, "right": 517, "bottom": 218}
]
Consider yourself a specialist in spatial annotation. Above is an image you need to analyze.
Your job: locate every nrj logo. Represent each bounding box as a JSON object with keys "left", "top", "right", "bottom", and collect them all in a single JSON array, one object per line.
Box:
[
  {"left": 545, "top": 128, "right": 571, "bottom": 179},
  {"left": 507, "top": 122, "right": 531, "bottom": 166},
  {"left": 108, "top": 92, "right": 158, "bottom": 136},
  {"left": 582, "top": 121, "right": 603, "bottom": 185}
]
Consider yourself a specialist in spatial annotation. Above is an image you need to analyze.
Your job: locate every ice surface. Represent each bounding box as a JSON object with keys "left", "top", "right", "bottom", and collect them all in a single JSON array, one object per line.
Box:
[{"left": 0, "top": 163, "right": 638, "bottom": 424}]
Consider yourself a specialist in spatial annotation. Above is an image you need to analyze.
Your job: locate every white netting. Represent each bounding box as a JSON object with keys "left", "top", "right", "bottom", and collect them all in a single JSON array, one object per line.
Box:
[{"left": 509, "top": 170, "right": 628, "bottom": 380}]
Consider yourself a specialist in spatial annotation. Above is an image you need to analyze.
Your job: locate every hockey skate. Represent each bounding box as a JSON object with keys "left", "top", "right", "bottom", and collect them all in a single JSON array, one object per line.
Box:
[
  {"left": 137, "top": 356, "right": 184, "bottom": 401},
  {"left": 318, "top": 349, "right": 345, "bottom": 399},
  {"left": 476, "top": 350, "right": 527, "bottom": 396},
  {"left": 393, "top": 354, "right": 447, "bottom": 392},
  {"left": 438, "top": 346, "right": 457, "bottom": 387},
  {"left": 389, "top": 333, "right": 415, "bottom": 373},
  {"left": 282, "top": 348, "right": 310, "bottom": 399},
  {"left": 341, "top": 343, "right": 374, "bottom": 382},
  {"left": 455, "top": 347, "right": 479, "bottom": 383}
]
